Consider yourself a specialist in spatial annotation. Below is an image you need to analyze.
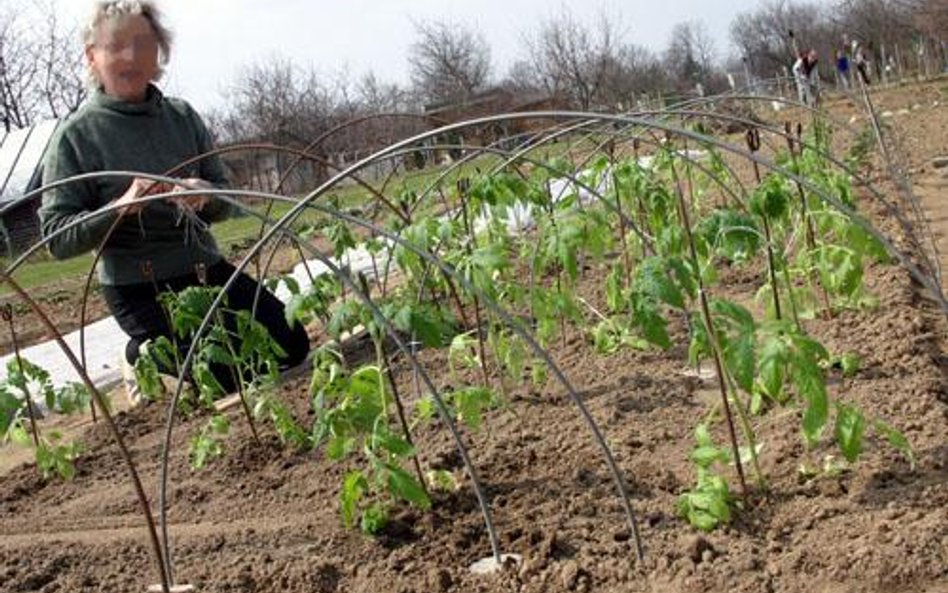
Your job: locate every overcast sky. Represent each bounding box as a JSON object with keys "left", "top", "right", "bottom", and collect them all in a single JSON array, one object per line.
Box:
[{"left": 54, "top": 0, "right": 768, "bottom": 114}]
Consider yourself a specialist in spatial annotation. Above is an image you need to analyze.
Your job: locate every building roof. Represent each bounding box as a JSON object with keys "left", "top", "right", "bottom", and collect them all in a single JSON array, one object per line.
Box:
[{"left": 0, "top": 119, "right": 61, "bottom": 204}]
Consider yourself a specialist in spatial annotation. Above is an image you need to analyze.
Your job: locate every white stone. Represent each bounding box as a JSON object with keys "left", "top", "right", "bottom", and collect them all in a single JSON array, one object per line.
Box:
[
  {"left": 470, "top": 553, "right": 523, "bottom": 574},
  {"left": 931, "top": 156, "right": 948, "bottom": 169}
]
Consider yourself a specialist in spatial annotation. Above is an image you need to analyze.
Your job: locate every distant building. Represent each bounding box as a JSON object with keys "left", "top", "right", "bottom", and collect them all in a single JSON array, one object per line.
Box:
[
  {"left": 418, "top": 88, "right": 566, "bottom": 166},
  {"left": 424, "top": 87, "right": 566, "bottom": 139},
  {"left": 0, "top": 120, "right": 61, "bottom": 256}
]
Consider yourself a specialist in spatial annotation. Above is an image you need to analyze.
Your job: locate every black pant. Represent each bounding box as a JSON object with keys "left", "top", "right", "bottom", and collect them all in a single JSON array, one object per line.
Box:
[{"left": 102, "top": 260, "right": 310, "bottom": 394}]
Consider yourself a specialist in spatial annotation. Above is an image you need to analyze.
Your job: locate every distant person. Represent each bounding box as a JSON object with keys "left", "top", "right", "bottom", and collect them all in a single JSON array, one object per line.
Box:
[
  {"left": 38, "top": 1, "right": 310, "bottom": 404},
  {"left": 853, "top": 42, "right": 871, "bottom": 85},
  {"left": 792, "top": 51, "right": 808, "bottom": 103},
  {"left": 792, "top": 48, "right": 821, "bottom": 106},
  {"left": 836, "top": 49, "right": 851, "bottom": 89}
]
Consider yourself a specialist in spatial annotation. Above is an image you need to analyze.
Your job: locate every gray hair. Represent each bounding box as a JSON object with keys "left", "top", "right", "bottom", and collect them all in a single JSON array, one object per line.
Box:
[{"left": 83, "top": 1, "right": 173, "bottom": 87}]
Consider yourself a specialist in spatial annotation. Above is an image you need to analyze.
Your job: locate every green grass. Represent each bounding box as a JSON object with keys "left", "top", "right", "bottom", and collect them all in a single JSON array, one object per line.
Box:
[
  {"left": 0, "top": 200, "right": 334, "bottom": 296},
  {"left": 0, "top": 252, "right": 95, "bottom": 295}
]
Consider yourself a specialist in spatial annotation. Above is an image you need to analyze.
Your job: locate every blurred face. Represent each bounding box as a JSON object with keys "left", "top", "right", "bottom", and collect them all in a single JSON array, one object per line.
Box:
[{"left": 86, "top": 14, "right": 159, "bottom": 102}]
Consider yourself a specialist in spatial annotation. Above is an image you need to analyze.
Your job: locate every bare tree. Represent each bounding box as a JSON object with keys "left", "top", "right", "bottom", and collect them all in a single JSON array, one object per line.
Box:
[
  {"left": 221, "top": 56, "right": 334, "bottom": 146},
  {"left": 911, "top": 0, "right": 948, "bottom": 34},
  {"left": 664, "top": 21, "right": 718, "bottom": 92},
  {"left": 523, "top": 10, "right": 626, "bottom": 110},
  {"left": 609, "top": 45, "right": 669, "bottom": 106},
  {"left": 499, "top": 59, "right": 539, "bottom": 93},
  {"left": 730, "top": 1, "right": 833, "bottom": 80},
  {"left": 214, "top": 57, "right": 424, "bottom": 188},
  {"left": 359, "top": 72, "right": 409, "bottom": 113},
  {"left": 0, "top": 1, "right": 85, "bottom": 131},
  {"left": 0, "top": 15, "right": 40, "bottom": 131},
  {"left": 34, "top": 3, "right": 86, "bottom": 119},
  {"left": 408, "top": 19, "right": 491, "bottom": 106},
  {"left": 835, "top": 0, "right": 915, "bottom": 47}
]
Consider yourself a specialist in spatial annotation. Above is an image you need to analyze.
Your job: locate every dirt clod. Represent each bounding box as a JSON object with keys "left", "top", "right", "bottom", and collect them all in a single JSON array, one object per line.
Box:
[
  {"left": 685, "top": 535, "right": 716, "bottom": 563},
  {"left": 427, "top": 567, "right": 452, "bottom": 592}
]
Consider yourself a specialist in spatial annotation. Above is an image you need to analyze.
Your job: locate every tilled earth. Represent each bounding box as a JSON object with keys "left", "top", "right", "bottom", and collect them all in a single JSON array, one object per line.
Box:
[{"left": 1, "top": 80, "right": 947, "bottom": 593}]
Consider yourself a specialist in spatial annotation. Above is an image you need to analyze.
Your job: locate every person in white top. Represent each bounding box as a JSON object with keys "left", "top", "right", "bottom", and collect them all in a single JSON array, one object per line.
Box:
[{"left": 792, "top": 49, "right": 821, "bottom": 106}]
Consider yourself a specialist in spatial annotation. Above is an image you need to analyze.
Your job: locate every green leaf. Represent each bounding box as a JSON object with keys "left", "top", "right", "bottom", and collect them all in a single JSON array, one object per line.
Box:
[
  {"left": 53, "top": 383, "right": 92, "bottom": 415},
  {"left": 199, "top": 342, "right": 233, "bottom": 366},
  {"left": 873, "top": 419, "right": 916, "bottom": 469},
  {"left": 691, "top": 445, "right": 729, "bottom": 467},
  {"left": 148, "top": 336, "right": 179, "bottom": 372},
  {"left": 668, "top": 257, "right": 698, "bottom": 302},
  {"left": 795, "top": 361, "right": 828, "bottom": 447},
  {"left": 426, "top": 469, "right": 459, "bottom": 492},
  {"left": 696, "top": 209, "right": 761, "bottom": 262},
  {"left": 0, "top": 387, "right": 23, "bottom": 436},
  {"left": 630, "top": 293, "right": 671, "bottom": 349},
  {"left": 834, "top": 405, "right": 865, "bottom": 462},
  {"left": 192, "top": 361, "right": 226, "bottom": 400},
  {"left": 458, "top": 387, "right": 495, "bottom": 429},
  {"left": 393, "top": 304, "right": 454, "bottom": 348},
  {"left": 189, "top": 420, "right": 225, "bottom": 470},
  {"left": 341, "top": 471, "right": 367, "bottom": 528},
  {"left": 749, "top": 177, "right": 790, "bottom": 220},
  {"left": 360, "top": 501, "right": 388, "bottom": 535},
  {"left": 327, "top": 435, "right": 355, "bottom": 460},
  {"left": 282, "top": 275, "right": 301, "bottom": 296},
  {"left": 531, "top": 361, "right": 548, "bottom": 387},
  {"left": 166, "top": 285, "right": 224, "bottom": 338},
  {"left": 372, "top": 428, "right": 414, "bottom": 458},
  {"left": 495, "top": 330, "right": 526, "bottom": 381},
  {"left": 757, "top": 332, "right": 788, "bottom": 400},
  {"left": 36, "top": 441, "right": 80, "bottom": 480},
  {"left": 415, "top": 397, "right": 436, "bottom": 422},
  {"left": 725, "top": 332, "right": 757, "bottom": 394},
  {"left": 605, "top": 263, "right": 626, "bottom": 313},
  {"left": 209, "top": 414, "right": 230, "bottom": 435},
  {"left": 9, "top": 419, "right": 32, "bottom": 447},
  {"left": 840, "top": 352, "right": 861, "bottom": 377},
  {"left": 386, "top": 464, "right": 431, "bottom": 510},
  {"left": 694, "top": 423, "right": 714, "bottom": 448},
  {"left": 635, "top": 256, "right": 684, "bottom": 309},
  {"left": 710, "top": 299, "right": 755, "bottom": 335}
]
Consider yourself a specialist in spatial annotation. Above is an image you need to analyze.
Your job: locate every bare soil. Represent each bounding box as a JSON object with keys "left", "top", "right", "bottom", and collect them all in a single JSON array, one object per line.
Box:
[{"left": 1, "top": 80, "right": 947, "bottom": 593}]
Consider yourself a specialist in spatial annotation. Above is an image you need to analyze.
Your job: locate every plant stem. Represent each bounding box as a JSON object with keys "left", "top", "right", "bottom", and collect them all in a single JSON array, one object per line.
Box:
[
  {"left": 457, "top": 184, "right": 493, "bottom": 391},
  {"left": 1, "top": 274, "right": 171, "bottom": 592},
  {"left": 3, "top": 308, "right": 40, "bottom": 448},
  {"left": 668, "top": 155, "right": 749, "bottom": 499},
  {"left": 608, "top": 149, "right": 633, "bottom": 289},
  {"left": 784, "top": 123, "right": 833, "bottom": 318},
  {"left": 381, "top": 346, "right": 428, "bottom": 497},
  {"left": 442, "top": 270, "right": 471, "bottom": 328},
  {"left": 486, "top": 322, "right": 511, "bottom": 403},
  {"left": 211, "top": 301, "right": 260, "bottom": 445},
  {"left": 762, "top": 216, "right": 783, "bottom": 320},
  {"left": 747, "top": 145, "right": 783, "bottom": 322},
  {"left": 724, "top": 374, "right": 766, "bottom": 489},
  {"left": 781, "top": 264, "right": 804, "bottom": 333}
]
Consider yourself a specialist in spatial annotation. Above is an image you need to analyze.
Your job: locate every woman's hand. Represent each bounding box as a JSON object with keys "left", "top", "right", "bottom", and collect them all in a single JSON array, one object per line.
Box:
[
  {"left": 168, "top": 178, "right": 213, "bottom": 212},
  {"left": 114, "top": 178, "right": 172, "bottom": 216}
]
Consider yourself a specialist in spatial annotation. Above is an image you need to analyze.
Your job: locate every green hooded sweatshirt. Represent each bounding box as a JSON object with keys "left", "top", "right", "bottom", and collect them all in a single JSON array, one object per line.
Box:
[{"left": 39, "top": 84, "right": 236, "bottom": 285}]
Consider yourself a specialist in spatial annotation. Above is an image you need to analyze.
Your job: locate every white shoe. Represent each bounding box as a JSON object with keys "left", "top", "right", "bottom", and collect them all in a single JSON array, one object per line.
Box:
[
  {"left": 122, "top": 340, "right": 173, "bottom": 408},
  {"left": 121, "top": 354, "right": 146, "bottom": 408}
]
